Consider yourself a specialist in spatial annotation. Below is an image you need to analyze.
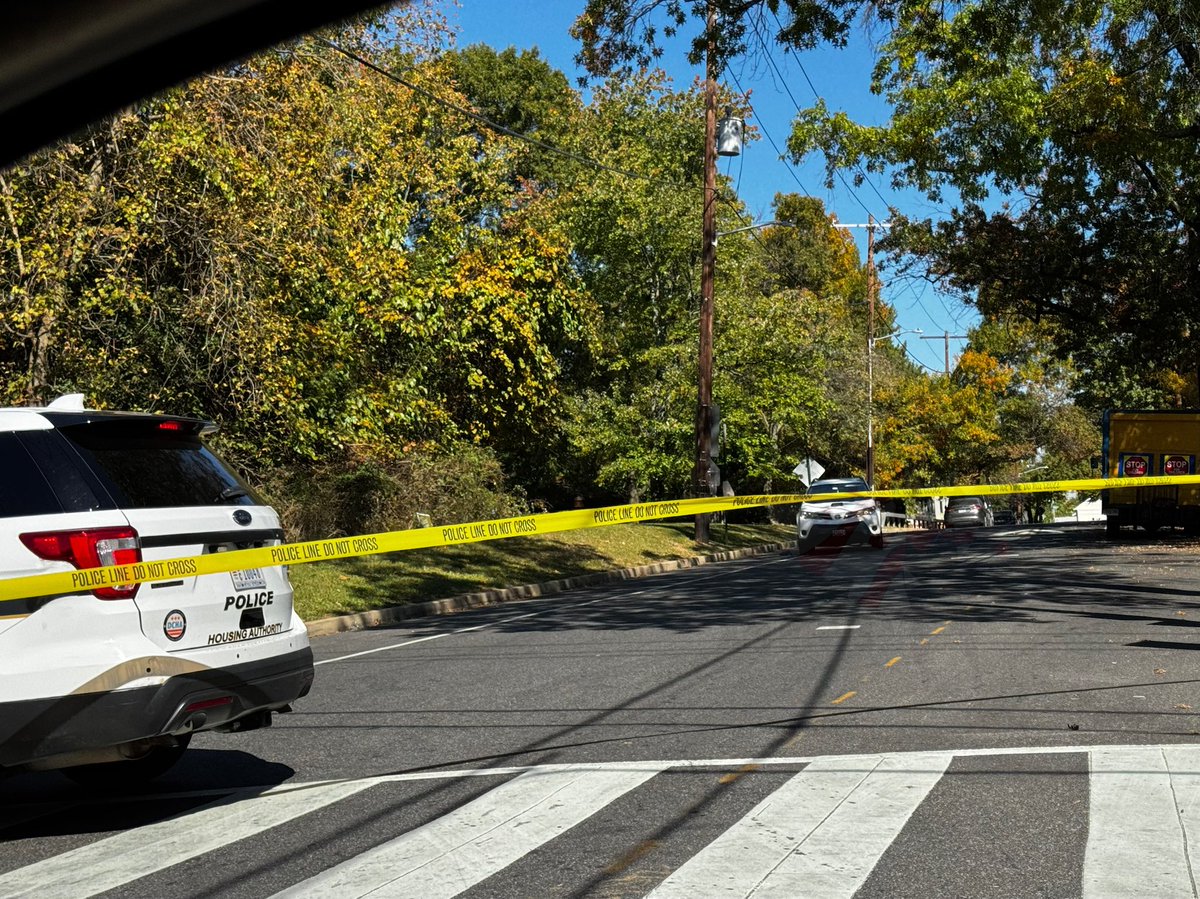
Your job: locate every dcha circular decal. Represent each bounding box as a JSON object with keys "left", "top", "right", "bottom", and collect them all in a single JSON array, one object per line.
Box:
[{"left": 163, "top": 610, "right": 187, "bottom": 641}]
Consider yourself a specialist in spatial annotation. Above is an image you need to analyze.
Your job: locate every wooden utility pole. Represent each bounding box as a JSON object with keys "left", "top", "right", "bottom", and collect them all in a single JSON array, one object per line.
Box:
[
  {"left": 920, "top": 332, "right": 970, "bottom": 374},
  {"left": 834, "top": 219, "right": 893, "bottom": 486},
  {"left": 694, "top": 0, "right": 717, "bottom": 543},
  {"left": 865, "top": 215, "right": 876, "bottom": 486}
]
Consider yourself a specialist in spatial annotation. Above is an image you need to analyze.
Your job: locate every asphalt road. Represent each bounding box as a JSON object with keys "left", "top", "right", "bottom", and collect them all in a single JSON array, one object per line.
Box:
[{"left": 5, "top": 523, "right": 1200, "bottom": 898}]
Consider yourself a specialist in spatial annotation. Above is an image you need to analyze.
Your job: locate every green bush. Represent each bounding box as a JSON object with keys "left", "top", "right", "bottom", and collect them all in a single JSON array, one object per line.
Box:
[{"left": 264, "top": 443, "right": 528, "bottom": 541}]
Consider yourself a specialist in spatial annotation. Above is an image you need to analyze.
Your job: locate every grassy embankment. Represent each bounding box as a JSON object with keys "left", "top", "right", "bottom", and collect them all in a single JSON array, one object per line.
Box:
[{"left": 290, "top": 521, "right": 796, "bottom": 621}]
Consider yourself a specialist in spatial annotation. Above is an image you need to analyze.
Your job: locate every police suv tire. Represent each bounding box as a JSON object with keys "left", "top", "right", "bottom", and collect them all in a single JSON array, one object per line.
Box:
[{"left": 62, "top": 734, "right": 192, "bottom": 789}]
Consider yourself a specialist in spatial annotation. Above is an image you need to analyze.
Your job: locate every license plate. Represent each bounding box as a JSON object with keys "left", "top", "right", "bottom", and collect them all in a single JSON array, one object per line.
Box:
[
  {"left": 231, "top": 568, "right": 268, "bottom": 591},
  {"left": 835, "top": 525, "right": 853, "bottom": 536}
]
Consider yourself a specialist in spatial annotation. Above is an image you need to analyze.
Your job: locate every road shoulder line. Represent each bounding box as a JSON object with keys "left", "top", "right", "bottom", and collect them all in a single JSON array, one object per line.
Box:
[{"left": 305, "top": 540, "right": 798, "bottom": 638}]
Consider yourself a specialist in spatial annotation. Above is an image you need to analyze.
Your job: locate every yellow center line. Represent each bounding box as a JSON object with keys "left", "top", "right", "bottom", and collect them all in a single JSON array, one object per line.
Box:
[
  {"left": 885, "top": 656, "right": 902, "bottom": 668},
  {"left": 603, "top": 840, "right": 661, "bottom": 876},
  {"left": 718, "top": 763, "right": 761, "bottom": 785},
  {"left": 780, "top": 732, "right": 805, "bottom": 752},
  {"left": 919, "top": 638, "right": 929, "bottom": 646},
  {"left": 831, "top": 691, "right": 857, "bottom": 705},
  {"left": 930, "top": 626, "right": 947, "bottom": 636}
]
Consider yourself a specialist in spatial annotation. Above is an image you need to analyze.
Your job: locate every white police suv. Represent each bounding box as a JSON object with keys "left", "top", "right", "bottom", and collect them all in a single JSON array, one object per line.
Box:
[{"left": 0, "top": 395, "right": 313, "bottom": 784}]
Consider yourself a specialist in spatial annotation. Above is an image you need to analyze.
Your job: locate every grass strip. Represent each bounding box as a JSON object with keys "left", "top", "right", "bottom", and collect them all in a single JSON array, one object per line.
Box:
[{"left": 290, "top": 521, "right": 795, "bottom": 621}]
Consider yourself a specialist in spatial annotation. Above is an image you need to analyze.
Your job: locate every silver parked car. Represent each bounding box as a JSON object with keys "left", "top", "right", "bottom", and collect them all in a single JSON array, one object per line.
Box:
[
  {"left": 797, "top": 477, "right": 884, "bottom": 551},
  {"left": 944, "top": 496, "right": 995, "bottom": 528}
]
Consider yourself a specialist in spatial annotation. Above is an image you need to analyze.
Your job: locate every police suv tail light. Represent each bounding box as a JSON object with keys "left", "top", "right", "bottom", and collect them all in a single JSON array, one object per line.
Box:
[{"left": 19, "top": 527, "right": 142, "bottom": 599}]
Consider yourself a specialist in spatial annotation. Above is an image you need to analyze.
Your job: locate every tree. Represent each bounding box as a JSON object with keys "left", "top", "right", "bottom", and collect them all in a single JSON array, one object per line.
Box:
[
  {"left": 576, "top": 0, "right": 1200, "bottom": 410},
  {"left": 554, "top": 69, "right": 712, "bottom": 502},
  {"left": 572, "top": 0, "right": 869, "bottom": 79},
  {"left": 970, "top": 315, "right": 1101, "bottom": 485},
  {"left": 786, "top": 0, "right": 1200, "bottom": 407},
  {"left": 442, "top": 44, "right": 580, "bottom": 191},
  {"left": 874, "top": 349, "right": 1011, "bottom": 487},
  {"left": 0, "top": 13, "right": 599, "bottom": 492},
  {"left": 714, "top": 194, "right": 876, "bottom": 494},
  {"left": 716, "top": 287, "right": 853, "bottom": 492}
]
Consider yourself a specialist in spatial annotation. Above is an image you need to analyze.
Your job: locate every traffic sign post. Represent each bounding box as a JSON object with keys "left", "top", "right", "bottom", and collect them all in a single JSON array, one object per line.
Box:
[{"left": 793, "top": 458, "right": 825, "bottom": 487}]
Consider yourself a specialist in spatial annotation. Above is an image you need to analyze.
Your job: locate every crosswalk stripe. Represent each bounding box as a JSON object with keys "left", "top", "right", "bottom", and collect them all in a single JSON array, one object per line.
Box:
[
  {"left": 12, "top": 743, "right": 1200, "bottom": 899},
  {"left": 1084, "top": 746, "right": 1200, "bottom": 898},
  {"left": 271, "top": 765, "right": 665, "bottom": 899},
  {"left": 0, "top": 779, "right": 375, "bottom": 899},
  {"left": 647, "top": 752, "right": 952, "bottom": 898}
]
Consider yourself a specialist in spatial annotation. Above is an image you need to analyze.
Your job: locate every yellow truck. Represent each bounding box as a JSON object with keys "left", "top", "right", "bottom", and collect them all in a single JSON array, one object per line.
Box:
[{"left": 1102, "top": 409, "right": 1200, "bottom": 535}]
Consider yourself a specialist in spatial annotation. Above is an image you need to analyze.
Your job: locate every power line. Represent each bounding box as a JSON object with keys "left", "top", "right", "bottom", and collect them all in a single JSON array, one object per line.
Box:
[
  {"left": 330, "top": 35, "right": 955, "bottom": 334},
  {"left": 750, "top": 18, "right": 873, "bottom": 218},
  {"left": 762, "top": 10, "right": 890, "bottom": 213},
  {"left": 921, "top": 332, "right": 971, "bottom": 375},
  {"left": 756, "top": 13, "right": 974, "bottom": 332},
  {"left": 726, "top": 65, "right": 813, "bottom": 198},
  {"left": 752, "top": 15, "right": 975, "bottom": 340},
  {"left": 715, "top": 192, "right": 775, "bottom": 256},
  {"left": 730, "top": 145, "right": 745, "bottom": 196},
  {"left": 903, "top": 344, "right": 943, "bottom": 374},
  {"left": 323, "top": 40, "right": 702, "bottom": 196},
  {"left": 894, "top": 265, "right": 974, "bottom": 332},
  {"left": 892, "top": 276, "right": 938, "bottom": 322}
]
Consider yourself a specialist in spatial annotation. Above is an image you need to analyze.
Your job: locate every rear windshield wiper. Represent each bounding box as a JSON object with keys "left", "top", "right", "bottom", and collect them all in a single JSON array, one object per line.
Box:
[{"left": 215, "top": 486, "right": 249, "bottom": 503}]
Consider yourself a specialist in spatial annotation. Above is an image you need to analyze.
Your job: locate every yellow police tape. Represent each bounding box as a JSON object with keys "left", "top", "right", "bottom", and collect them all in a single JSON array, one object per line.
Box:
[{"left": 1, "top": 472, "right": 1196, "bottom": 603}]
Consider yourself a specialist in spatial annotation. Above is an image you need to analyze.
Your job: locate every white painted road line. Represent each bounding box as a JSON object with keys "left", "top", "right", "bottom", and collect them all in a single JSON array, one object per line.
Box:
[
  {"left": 1084, "top": 746, "right": 1197, "bottom": 898},
  {"left": 648, "top": 752, "right": 951, "bottom": 898},
  {"left": 13, "top": 743, "right": 1200, "bottom": 899},
  {"left": 313, "top": 609, "right": 548, "bottom": 666},
  {"left": 271, "top": 765, "right": 665, "bottom": 899},
  {"left": 0, "top": 779, "right": 376, "bottom": 899},
  {"left": 315, "top": 552, "right": 796, "bottom": 666},
  {"left": 816, "top": 625, "right": 861, "bottom": 631}
]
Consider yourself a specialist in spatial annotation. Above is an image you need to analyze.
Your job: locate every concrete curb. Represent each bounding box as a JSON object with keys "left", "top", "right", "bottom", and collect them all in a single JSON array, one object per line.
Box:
[{"left": 304, "top": 540, "right": 799, "bottom": 638}]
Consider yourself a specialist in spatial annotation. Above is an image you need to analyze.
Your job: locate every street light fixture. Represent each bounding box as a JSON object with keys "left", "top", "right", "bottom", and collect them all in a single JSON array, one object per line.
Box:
[
  {"left": 867, "top": 328, "right": 922, "bottom": 485},
  {"left": 713, "top": 220, "right": 794, "bottom": 244}
]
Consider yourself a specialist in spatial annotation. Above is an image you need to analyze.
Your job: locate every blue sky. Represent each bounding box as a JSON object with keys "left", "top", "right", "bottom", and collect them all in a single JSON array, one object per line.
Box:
[{"left": 448, "top": 0, "right": 978, "bottom": 373}]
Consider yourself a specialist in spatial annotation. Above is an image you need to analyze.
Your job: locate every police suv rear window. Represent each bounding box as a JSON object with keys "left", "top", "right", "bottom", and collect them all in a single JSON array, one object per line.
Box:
[
  {"left": 60, "top": 423, "right": 258, "bottom": 509},
  {"left": 0, "top": 434, "right": 61, "bottom": 518}
]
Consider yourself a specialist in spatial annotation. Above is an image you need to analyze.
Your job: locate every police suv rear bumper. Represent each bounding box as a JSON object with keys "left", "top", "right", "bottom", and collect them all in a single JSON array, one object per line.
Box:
[{"left": 0, "top": 646, "right": 313, "bottom": 769}]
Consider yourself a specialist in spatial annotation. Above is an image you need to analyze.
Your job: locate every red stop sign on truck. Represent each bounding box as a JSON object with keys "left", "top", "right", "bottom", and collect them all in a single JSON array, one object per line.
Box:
[
  {"left": 1122, "top": 454, "right": 1149, "bottom": 477},
  {"left": 1164, "top": 455, "right": 1192, "bottom": 475}
]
